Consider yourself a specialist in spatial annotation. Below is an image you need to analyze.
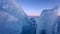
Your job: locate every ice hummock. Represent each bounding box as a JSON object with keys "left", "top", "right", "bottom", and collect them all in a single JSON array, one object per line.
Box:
[
  {"left": 0, "top": 0, "right": 33, "bottom": 34},
  {"left": 36, "top": 6, "right": 59, "bottom": 34}
]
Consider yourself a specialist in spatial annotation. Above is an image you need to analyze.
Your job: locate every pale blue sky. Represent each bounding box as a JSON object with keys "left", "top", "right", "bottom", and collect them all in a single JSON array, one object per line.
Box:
[{"left": 16, "top": 0, "right": 60, "bottom": 16}]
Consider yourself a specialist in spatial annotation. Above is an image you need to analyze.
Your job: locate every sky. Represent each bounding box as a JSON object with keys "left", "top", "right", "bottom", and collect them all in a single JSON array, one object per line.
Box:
[{"left": 16, "top": 0, "right": 60, "bottom": 16}]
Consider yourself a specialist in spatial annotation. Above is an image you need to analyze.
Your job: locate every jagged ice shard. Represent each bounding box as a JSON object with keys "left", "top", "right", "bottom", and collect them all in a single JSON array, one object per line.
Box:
[
  {"left": 36, "top": 6, "right": 59, "bottom": 34},
  {"left": 0, "top": 0, "right": 33, "bottom": 34}
]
